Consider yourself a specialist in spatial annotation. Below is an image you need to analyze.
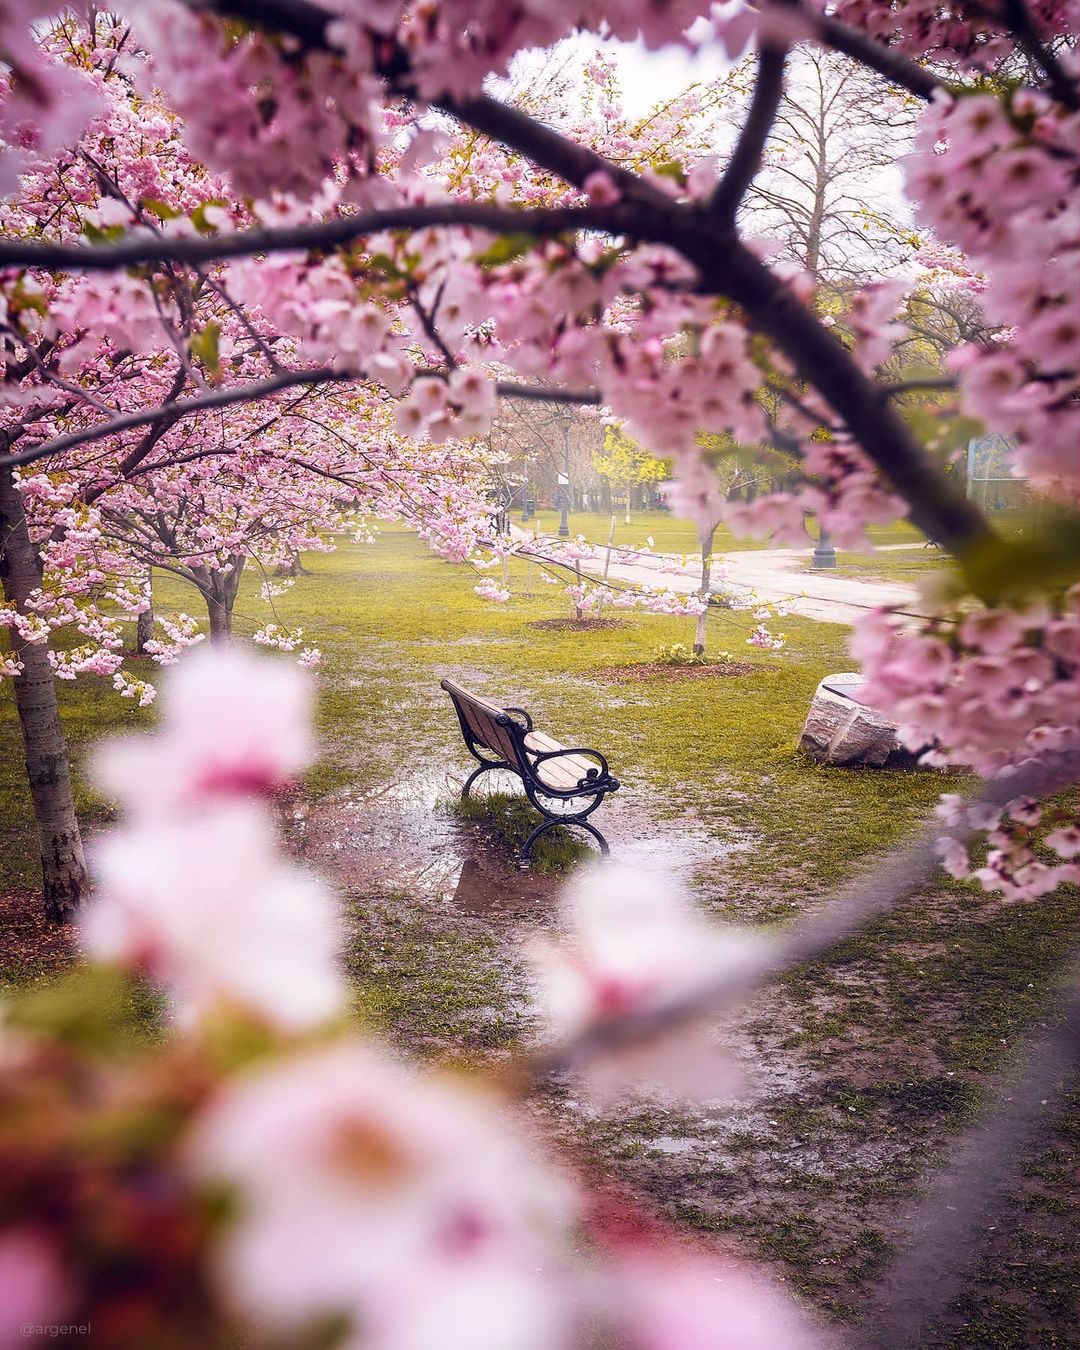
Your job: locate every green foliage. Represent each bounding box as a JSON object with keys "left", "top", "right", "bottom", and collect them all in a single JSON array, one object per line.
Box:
[
  {"left": 960, "top": 508, "right": 1080, "bottom": 605},
  {"left": 473, "top": 232, "right": 540, "bottom": 268},
  {"left": 141, "top": 197, "right": 182, "bottom": 222},
  {"left": 189, "top": 199, "right": 229, "bottom": 234},
  {"left": 6, "top": 964, "right": 164, "bottom": 1054},
  {"left": 189, "top": 322, "right": 222, "bottom": 378},
  {"left": 654, "top": 642, "right": 709, "bottom": 666},
  {"left": 594, "top": 425, "right": 668, "bottom": 491}
]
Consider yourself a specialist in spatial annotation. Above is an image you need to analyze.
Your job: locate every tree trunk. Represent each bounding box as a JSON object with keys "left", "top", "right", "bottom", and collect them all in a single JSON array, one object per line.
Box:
[
  {"left": 201, "top": 556, "right": 245, "bottom": 647},
  {"left": 206, "top": 594, "right": 233, "bottom": 646},
  {"left": 693, "top": 525, "right": 717, "bottom": 657},
  {"left": 135, "top": 569, "right": 154, "bottom": 655},
  {"left": 0, "top": 463, "right": 88, "bottom": 923}
]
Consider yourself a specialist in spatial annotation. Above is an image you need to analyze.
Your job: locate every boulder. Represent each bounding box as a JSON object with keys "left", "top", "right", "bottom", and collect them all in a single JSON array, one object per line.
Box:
[{"left": 798, "top": 673, "right": 922, "bottom": 769}]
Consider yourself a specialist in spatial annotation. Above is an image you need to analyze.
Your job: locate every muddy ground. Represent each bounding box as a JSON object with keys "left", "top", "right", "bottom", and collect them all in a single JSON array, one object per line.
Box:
[{"left": 287, "top": 764, "right": 1079, "bottom": 1350}]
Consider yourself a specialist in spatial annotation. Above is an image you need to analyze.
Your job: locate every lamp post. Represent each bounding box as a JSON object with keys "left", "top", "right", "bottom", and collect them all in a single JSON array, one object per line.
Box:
[
  {"left": 811, "top": 521, "right": 836, "bottom": 569},
  {"left": 521, "top": 463, "right": 534, "bottom": 522},
  {"left": 556, "top": 406, "right": 572, "bottom": 538}
]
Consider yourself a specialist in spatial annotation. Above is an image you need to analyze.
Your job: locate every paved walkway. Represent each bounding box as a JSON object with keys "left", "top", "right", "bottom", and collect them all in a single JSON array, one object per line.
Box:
[{"left": 512, "top": 528, "right": 933, "bottom": 625}]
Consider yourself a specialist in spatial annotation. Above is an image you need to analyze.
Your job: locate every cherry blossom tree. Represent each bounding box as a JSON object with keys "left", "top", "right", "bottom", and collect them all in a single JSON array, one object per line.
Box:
[
  {"left": 0, "top": 18, "right": 498, "bottom": 916},
  {"left": 0, "top": 0, "right": 1078, "bottom": 1339}
]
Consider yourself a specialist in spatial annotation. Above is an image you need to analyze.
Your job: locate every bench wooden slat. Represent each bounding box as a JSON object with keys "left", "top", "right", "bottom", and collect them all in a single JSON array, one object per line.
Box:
[
  {"left": 442, "top": 677, "right": 522, "bottom": 766},
  {"left": 524, "top": 731, "right": 598, "bottom": 791}
]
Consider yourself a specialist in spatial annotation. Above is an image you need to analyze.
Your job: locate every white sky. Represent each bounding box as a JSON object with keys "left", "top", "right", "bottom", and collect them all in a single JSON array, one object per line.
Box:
[{"left": 604, "top": 36, "right": 731, "bottom": 117}]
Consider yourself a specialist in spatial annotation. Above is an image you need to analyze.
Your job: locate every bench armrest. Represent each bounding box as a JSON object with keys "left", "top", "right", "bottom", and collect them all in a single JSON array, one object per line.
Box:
[
  {"left": 529, "top": 746, "right": 611, "bottom": 782},
  {"left": 502, "top": 705, "right": 534, "bottom": 730}
]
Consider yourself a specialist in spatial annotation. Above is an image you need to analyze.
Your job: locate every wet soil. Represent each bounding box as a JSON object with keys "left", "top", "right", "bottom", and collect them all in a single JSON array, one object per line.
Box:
[
  {"left": 284, "top": 767, "right": 746, "bottom": 921},
  {"left": 594, "top": 660, "right": 757, "bottom": 681},
  {"left": 0, "top": 889, "right": 78, "bottom": 984}
]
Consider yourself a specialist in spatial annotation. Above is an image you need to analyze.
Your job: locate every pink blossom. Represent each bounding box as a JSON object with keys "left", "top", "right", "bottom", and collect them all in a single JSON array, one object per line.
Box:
[
  {"left": 1046, "top": 825, "right": 1080, "bottom": 859},
  {"left": 0, "top": 1228, "right": 69, "bottom": 1347},
  {"left": 528, "top": 865, "right": 765, "bottom": 1103},
  {"left": 83, "top": 803, "right": 344, "bottom": 1031},
  {"left": 600, "top": 1246, "right": 825, "bottom": 1350},
  {"left": 94, "top": 647, "right": 312, "bottom": 811},
  {"left": 186, "top": 1044, "right": 577, "bottom": 1348},
  {"left": 583, "top": 170, "right": 621, "bottom": 206}
]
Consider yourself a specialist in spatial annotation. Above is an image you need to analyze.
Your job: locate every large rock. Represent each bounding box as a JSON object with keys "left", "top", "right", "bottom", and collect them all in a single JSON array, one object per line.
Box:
[{"left": 799, "top": 673, "right": 922, "bottom": 769}]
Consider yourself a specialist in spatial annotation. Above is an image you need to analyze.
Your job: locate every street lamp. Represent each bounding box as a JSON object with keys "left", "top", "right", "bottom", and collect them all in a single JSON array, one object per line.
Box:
[
  {"left": 556, "top": 405, "right": 572, "bottom": 538},
  {"left": 811, "top": 520, "right": 836, "bottom": 569}
]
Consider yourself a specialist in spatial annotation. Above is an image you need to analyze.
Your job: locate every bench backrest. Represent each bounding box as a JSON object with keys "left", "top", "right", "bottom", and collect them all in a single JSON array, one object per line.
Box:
[{"left": 440, "top": 678, "right": 526, "bottom": 770}]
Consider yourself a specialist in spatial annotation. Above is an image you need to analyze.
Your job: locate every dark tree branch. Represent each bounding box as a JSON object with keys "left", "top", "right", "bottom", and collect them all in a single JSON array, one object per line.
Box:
[
  {"left": 704, "top": 241, "right": 999, "bottom": 570},
  {"left": 0, "top": 368, "right": 353, "bottom": 470},
  {"left": 0, "top": 202, "right": 619, "bottom": 271},
  {"left": 185, "top": 0, "right": 332, "bottom": 45},
  {"left": 495, "top": 381, "right": 601, "bottom": 406},
  {"left": 881, "top": 376, "right": 958, "bottom": 398},
  {"left": 436, "top": 91, "right": 671, "bottom": 209},
  {"left": 1001, "top": 0, "right": 1080, "bottom": 109},
  {"left": 708, "top": 44, "right": 788, "bottom": 227},
  {"left": 811, "top": 12, "right": 947, "bottom": 99},
  {"left": 865, "top": 964, "right": 1080, "bottom": 1348},
  {"left": 522, "top": 749, "right": 1080, "bottom": 1083}
]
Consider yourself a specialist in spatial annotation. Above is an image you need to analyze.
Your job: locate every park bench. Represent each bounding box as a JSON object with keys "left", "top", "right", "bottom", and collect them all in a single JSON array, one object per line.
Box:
[{"left": 440, "top": 677, "right": 620, "bottom": 862}]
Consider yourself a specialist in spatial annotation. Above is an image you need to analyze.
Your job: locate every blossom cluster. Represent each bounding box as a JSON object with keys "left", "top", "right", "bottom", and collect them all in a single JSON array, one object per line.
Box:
[
  {"left": 474, "top": 578, "right": 511, "bottom": 602},
  {"left": 253, "top": 622, "right": 322, "bottom": 670},
  {"left": 853, "top": 591, "right": 1080, "bottom": 779},
  {"left": 824, "top": 0, "right": 1078, "bottom": 71},
  {"left": 934, "top": 792, "right": 1080, "bottom": 903},
  {"left": 906, "top": 90, "right": 1079, "bottom": 497}
]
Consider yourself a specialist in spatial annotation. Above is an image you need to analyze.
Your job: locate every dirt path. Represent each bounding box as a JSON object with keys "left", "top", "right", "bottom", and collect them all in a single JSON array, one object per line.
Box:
[{"left": 511, "top": 526, "right": 934, "bottom": 624}]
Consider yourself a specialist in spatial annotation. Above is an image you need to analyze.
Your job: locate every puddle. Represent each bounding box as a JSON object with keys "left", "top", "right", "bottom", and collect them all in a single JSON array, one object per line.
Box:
[
  {"left": 648, "top": 1135, "right": 698, "bottom": 1155},
  {"left": 288, "top": 762, "right": 755, "bottom": 924}
]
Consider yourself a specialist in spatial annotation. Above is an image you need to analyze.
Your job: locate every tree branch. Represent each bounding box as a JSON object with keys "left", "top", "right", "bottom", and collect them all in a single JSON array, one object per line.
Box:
[
  {"left": 865, "top": 962, "right": 1080, "bottom": 1348},
  {"left": 0, "top": 368, "right": 353, "bottom": 470},
  {"left": 708, "top": 44, "right": 787, "bottom": 227},
  {"left": 522, "top": 749, "right": 1080, "bottom": 1084},
  {"left": 0, "top": 203, "right": 619, "bottom": 272},
  {"left": 881, "top": 376, "right": 958, "bottom": 398},
  {"left": 495, "top": 381, "right": 601, "bottom": 406},
  {"left": 810, "top": 12, "right": 947, "bottom": 99},
  {"left": 704, "top": 240, "right": 999, "bottom": 571},
  {"left": 1001, "top": 0, "right": 1080, "bottom": 110}
]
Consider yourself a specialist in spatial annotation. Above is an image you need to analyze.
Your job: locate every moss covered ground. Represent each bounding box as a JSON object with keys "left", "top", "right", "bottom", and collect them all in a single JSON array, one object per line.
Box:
[{"left": 2, "top": 523, "right": 1077, "bottom": 1343}]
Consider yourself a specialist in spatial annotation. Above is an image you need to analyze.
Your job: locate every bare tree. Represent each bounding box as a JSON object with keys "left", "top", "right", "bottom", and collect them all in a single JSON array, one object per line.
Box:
[{"left": 734, "top": 47, "right": 919, "bottom": 283}]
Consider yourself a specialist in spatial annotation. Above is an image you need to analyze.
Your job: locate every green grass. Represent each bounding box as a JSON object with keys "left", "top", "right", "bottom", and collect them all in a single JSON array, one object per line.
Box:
[
  {"left": 824, "top": 552, "right": 948, "bottom": 581},
  {"left": 0, "top": 524, "right": 959, "bottom": 903},
  {"left": 453, "top": 792, "right": 591, "bottom": 872}
]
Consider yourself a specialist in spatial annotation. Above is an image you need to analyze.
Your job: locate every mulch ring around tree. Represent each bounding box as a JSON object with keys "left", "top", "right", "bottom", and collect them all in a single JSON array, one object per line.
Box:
[
  {"left": 594, "top": 659, "right": 757, "bottom": 681},
  {"left": 527, "top": 618, "right": 626, "bottom": 632},
  {"left": 0, "top": 889, "right": 79, "bottom": 981}
]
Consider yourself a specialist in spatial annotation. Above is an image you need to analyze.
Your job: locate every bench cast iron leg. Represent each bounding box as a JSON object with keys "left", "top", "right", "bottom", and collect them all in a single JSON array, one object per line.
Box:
[
  {"left": 521, "top": 817, "right": 610, "bottom": 864},
  {"left": 461, "top": 762, "right": 504, "bottom": 799}
]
